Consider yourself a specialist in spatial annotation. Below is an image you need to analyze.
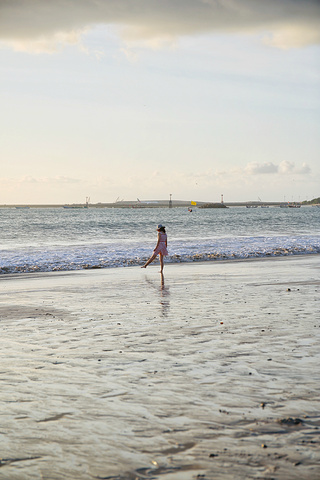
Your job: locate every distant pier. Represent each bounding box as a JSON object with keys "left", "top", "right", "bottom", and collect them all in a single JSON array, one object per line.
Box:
[{"left": 0, "top": 200, "right": 306, "bottom": 209}]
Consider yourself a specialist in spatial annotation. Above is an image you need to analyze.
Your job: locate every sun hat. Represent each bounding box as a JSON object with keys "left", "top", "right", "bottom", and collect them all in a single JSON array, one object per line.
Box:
[{"left": 157, "top": 224, "right": 165, "bottom": 229}]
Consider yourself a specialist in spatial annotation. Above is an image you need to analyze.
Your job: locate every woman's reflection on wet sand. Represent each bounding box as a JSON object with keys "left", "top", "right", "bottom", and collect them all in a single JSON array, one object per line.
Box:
[{"left": 144, "top": 273, "right": 170, "bottom": 317}]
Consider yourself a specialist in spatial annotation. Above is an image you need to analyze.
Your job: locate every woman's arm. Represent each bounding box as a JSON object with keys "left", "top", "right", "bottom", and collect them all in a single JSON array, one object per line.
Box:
[{"left": 153, "top": 233, "right": 160, "bottom": 251}]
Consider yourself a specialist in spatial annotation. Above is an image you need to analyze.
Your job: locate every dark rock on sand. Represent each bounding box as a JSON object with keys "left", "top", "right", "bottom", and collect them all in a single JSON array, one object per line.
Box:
[{"left": 278, "top": 417, "right": 303, "bottom": 426}]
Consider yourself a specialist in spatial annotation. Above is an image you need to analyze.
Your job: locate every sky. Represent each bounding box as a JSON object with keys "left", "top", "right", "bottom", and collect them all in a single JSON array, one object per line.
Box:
[{"left": 1, "top": 0, "right": 319, "bottom": 204}]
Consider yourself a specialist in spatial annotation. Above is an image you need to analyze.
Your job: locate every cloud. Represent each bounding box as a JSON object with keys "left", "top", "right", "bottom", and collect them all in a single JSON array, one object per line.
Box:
[
  {"left": 296, "top": 162, "right": 312, "bottom": 174},
  {"left": 13, "top": 175, "right": 81, "bottom": 185},
  {"left": 278, "top": 160, "right": 295, "bottom": 174},
  {"left": 245, "top": 161, "right": 311, "bottom": 175},
  {"left": 2, "top": 30, "right": 86, "bottom": 54},
  {"left": 245, "top": 162, "right": 278, "bottom": 175},
  {"left": 0, "top": 0, "right": 319, "bottom": 53}
]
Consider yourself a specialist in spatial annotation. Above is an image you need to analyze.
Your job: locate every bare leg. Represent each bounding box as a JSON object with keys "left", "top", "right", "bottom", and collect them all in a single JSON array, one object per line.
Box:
[
  {"left": 141, "top": 252, "right": 157, "bottom": 268},
  {"left": 159, "top": 253, "right": 164, "bottom": 273}
]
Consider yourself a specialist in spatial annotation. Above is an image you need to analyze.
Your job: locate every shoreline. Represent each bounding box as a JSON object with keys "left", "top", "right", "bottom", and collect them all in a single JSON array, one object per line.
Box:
[
  {"left": 0, "top": 255, "right": 319, "bottom": 479},
  {"left": 1, "top": 251, "right": 319, "bottom": 279},
  {"left": 0, "top": 202, "right": 314, "bottom": 209}
]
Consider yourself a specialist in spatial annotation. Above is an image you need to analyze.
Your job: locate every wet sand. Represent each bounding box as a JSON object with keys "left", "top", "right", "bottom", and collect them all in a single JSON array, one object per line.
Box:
[{"left": 0, "top": 256, "right": 319, "bottom": 480}]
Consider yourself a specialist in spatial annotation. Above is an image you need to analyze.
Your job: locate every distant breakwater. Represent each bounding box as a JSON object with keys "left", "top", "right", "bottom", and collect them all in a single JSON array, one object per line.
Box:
[{"left": 0, "top": 201, "right": 304, "bottom": 209}]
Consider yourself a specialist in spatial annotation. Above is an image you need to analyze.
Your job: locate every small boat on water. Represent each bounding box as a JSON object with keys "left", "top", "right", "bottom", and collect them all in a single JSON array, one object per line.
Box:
[
  {"left": 280, "top": 202, "right": 301, "bottom": 208},
  {"left": 288, "top": 203, "right": 301, "bottom": 208}
]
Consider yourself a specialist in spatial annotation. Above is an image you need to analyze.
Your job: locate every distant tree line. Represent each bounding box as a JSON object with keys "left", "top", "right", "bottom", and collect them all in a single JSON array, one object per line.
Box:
[{"left": 302, "top": 197, "right": 320, "bottom": 205}]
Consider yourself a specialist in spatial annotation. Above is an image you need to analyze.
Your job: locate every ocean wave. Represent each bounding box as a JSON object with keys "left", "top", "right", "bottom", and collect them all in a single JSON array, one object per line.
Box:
[{"left": 0, "top": 241, "right": 319, "bottom": 274}]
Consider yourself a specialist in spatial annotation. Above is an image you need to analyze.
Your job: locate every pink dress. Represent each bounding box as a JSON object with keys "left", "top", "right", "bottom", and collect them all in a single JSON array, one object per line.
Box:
[{"left": 154, "top": 232, "right": 168, "bottom": 256}]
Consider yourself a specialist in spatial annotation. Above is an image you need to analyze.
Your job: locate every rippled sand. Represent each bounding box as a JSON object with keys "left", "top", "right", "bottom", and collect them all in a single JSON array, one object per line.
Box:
[{"left": 0, "top": 256, "right": 319, "bottom": 479}]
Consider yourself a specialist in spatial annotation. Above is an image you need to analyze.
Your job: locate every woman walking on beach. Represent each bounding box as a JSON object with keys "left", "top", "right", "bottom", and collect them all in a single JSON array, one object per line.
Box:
[{"left": 141, "top": 224, "right": 168, "bottom": 273}]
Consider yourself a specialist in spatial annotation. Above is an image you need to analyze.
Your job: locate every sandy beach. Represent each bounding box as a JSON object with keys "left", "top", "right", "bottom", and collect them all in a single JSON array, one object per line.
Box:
[{"left": 0, "top": 255, "right": 319, "bottom": 480}]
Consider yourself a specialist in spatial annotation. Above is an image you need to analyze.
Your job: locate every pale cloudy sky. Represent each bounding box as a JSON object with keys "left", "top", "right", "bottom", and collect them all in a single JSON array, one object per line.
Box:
[{"left": 1, "top": 0, "right": 319, "bottom": 204}]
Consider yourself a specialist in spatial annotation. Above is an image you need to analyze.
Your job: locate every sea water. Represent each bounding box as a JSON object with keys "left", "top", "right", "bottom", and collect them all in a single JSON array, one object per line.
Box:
[{"left": 0, "top": 206, "right": 319, "bottom": 274}]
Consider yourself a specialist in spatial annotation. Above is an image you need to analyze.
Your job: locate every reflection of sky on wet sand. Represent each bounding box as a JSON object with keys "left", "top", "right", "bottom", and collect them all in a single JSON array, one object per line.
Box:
[
  {"left": 1, "top": 257, "right": 320, "bottom": 479},
  {"left": 144, "top": 273, "right": 170, "bottom": 318}
]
